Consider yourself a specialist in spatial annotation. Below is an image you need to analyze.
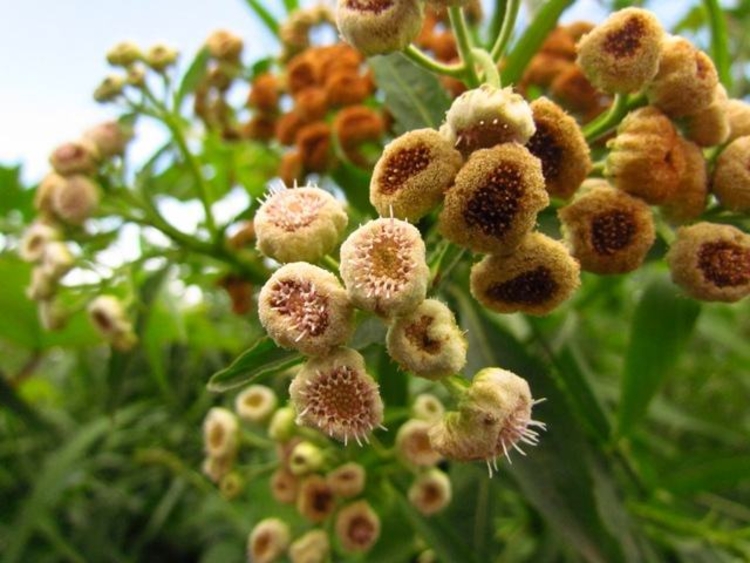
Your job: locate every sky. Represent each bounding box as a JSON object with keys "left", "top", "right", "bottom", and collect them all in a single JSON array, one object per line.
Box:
[{"left": 0, "top": 0, "right": 614, "bottom": 184}]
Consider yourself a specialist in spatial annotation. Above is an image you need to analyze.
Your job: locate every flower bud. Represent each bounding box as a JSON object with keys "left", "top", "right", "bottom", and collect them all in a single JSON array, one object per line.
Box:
[
  {"left": 606, "top": 106, "right": 686, "bottom": 204},
  {"left": 87, "top": 295, "right": 135, "bottom": 342},
  {"left": 126, "top": 66, "right": 146, "bottom": 88},
  {"left": 289, "top": 347, "right": 384, "bottom": 445},
  {"left": 526, "top": 97, "right": 591, "bottom": 200},
  {"left": 289, "top": 441, "right": 325, "bottom": 476},
  {"left": 386, "top": 299, "right": 467, "bottom": 380},
  {"left": 439, "top": 144, "right": 548, "bottom": 255},
  {"left": 395, "top": 419, "right": 443, "bottom": 467},
  {"left": 683, "top": 84, "right": 730, "bottom": 147},
  {"left": 296, "top": 122, "right": 334, "bottom": 173},
  {"left": 34, "top": 173, "right": 65, "bottom": 216},
  {"left": 470, "top": 232, "right": 580, "bottom": 315},
  {"left": 106, "top": 41, "right": 142, "bottom": 67},
  {"left": 646, "top": 36, "right": 718, "bottom": 118},
  {"left": 661, "top": 140, "right": 709, "bottom": 224},
  {"left": 712, "top": 135, "right": 750, "bottom": 212},
  {"left": 558, "top": 181, "right": 655, "bottom": 274},
  {"left": 83, "top": 121, "right": 133, "bottom": 158},
  {"left": 268, "top": 406, "right": 297, "bottom": 443},
  {"left": 219, "top": 471, "right": 244, "bottom": 500},
  {"left": 201, "top": 454, "right": 233, "bottom": 483},
  {"left": 19, "top": 222, "right": 59, "bottom": 263},
  {"left": 667, "top": 222, "right": 750, "bottom": 302},
  {"left": 258, "top": 262, "right": 354, "bottom": 357},
  {"left": 297, "top": 474, "right": 336, "bottom": 523},
  {"left": 340, "top": 218, "right": 430, "bottom": 317},
  {"left": 51, "top": 175, "right": 100, "bottom": 225},
  {"left": 576, "top": 7, "right": 665, "bottom": 93},
  {"left": 205, "top": 29, "right": 243, "bottom": 62},
  {"left": 145, "top": 44, "right": 179, "bottom": 72},
  {"left": 412, "top": 393, "right": 444, "bottom": 423},
  {"left": 49, "top": 140, "right": 99, "bottom": 176},
  {"left": 335, "top": 500, "right": 381, "bottom": 553},
  {"left": 248, "top": 73, "right": 279, "bottom": 112},
  {"left": 247, "top": 518, "right": 291, "bottom": 563},
  {"left": 235, "top": 384, "right": 277, "bottom": 423},
  {"left": 326, "top": 462, "right": 366, "bottom": 498},
  {"left": 333, "top": 105, "right": 384, "bottom": 167},
  {"left": 203, "top": 407, "right": 239, "bottom": 459},
  {"left": 289, "top": 529, "right": 330, "bottom": 563},
  {"left": 255, "top": 184, "right": 347, "bottom": 264},
  {"left": 26, "top": 267, "right": 56, "bottom": 301},
  {"left": 442, "top": 85, "right": 536, "bottom": 157},
  {"left": 726, "top": 99, "right": 750, "bottom": 142},
  {"left": 408, "top": 468, "right": 452, "bottom": 515},
  {"left": 270, "top": 467, "right": 299, "bottom": 504},
  {"left": 336, "top": 0, "right": 424, "bottom": 57},
  {"left": 94, "top": 74, "right": 126, "bottom": 103},
  {"left": 370, "top": 128, "right": 463, "bottom": 221},
  {"left": 40, "top": 241, "right": 74, "bottom": 279}
]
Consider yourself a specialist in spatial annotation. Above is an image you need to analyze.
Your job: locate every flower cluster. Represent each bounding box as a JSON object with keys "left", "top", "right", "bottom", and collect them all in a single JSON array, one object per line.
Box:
[{"left": 96, "top": 40, "right": 179, "bottom": 102}]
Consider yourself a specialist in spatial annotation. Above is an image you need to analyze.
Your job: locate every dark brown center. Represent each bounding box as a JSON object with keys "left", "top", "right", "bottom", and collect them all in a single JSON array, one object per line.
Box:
[
  {"left": 463, "top": 164, "right": 522, "bottom": 239},
  {"left": 698, "top": 241, "right": 750, "bottom": 287},
  {"left": 526, "top": 122, "right": 563, "bottom": 182},
  {"left": 404, "top": 315, "right": 441, "bottom": 354},
  {"left": 378, "top": 145, "right": 431, "bottom": 195},
  {"left": 603, "top": 16, "right": 646, "bottom": 58},
  {"left": 591, "top": 210, "right": 636, "bottom": 255},
  {"left": 455, "top": 119, "right": 524, "bottom": 156},
  {"left": 486, "top": 266, "right": 558, "bottom": 305},
  {"left": 345, "top": 0, "right": 394, "bottom": 14}
]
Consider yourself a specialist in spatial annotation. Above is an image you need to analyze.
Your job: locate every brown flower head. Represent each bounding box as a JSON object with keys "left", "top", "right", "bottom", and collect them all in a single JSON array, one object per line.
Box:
[
  {"left": 549, "top": 63, "right": 610, "bottom": 120},
  {"left": 335, "top": 500, "right": 381, "bottom": 553},
  {"left": 395, "top": 419, "right": 443, "bottom": 467},
  {"left": 712, "top": 135, "right": 750, "bottom": 212},
  {"left": 247, "top": 73, "right": 280, "bottom": 112},
  {"left": 526, "top": 97, "right": 591, "bottom": 200},
  {"left": 294, "top": 87, "right": 329, "bottom": 122},
  {"left": 83, "top": 121, "right": 133, "bottom": 158},
  {"left": 408, "top": 468, "right": 452, "bottom": 516},
  {"left": 278, "top": 151, "right": 304, "bottom": 186},
  {"left": 683, "top": 84, "right": 730, "bottom": 147},
  {"left": 296, "top": 122, "right": 334, "bottom": 173},
  {"left": 49, "top": 140, "right": 99, "bottom": 176},
  {"left": 333, "top": 106, "right": 385, "bottom": 167},
  {"left": 726, "top": 99, "right": 750, "bottom": 142},
  {"left": 258, "top": 263, "right": 354, "bottom": 356},
  {"left": 52, "top": 174, "right": 100, "bottom": 225},
  {"left": 339, "top": 218, "right": 430, "bottom": 317},
  {"left": 576, "top": 7, "right": 665, "bottom": 93},
  {"left": 324, "top": 71, "right": 373, "bottom": 106},
  {"left": 247, "top": 518, "right": 291, "bottom": 563},
  {"left": 559, "top": 181, "right": 656, "bottom": 273},
  {"left": 19, "top": 222, "right": 59, "bottom": 263},
  {"left": 202, "top": 407, "right": 239, "bottom": 459},
  {"left": 439, "top": 144, "right": 548, "bottom": 255},
  {"left": 289, "top": 347, "right": 384, "bottom": 444},
  {"left": 326, "top": 462, "right": 367, "bottom": 498},
  {"left": 336, "top": 0, "right": 424, "bottom": 57},
  {"left": 661, "top": 140, "right": 709, "bottom": 224},
  {"left": 270, "top": 468, "right": 299, "bottom": 504},
  {"left": 370, "top": 128, "right": 463, "bottom": 221},
  {"left": 605, "top": 106, "right": 687, "bottom": 204},
  {"left": 297, "top": 474, "right": 336, "bottom": 523}
]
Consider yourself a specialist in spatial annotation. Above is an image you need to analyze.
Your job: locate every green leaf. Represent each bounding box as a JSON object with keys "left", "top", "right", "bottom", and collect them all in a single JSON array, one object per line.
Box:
[
  {"left": 369, "top": 53, "right": 451, "bottom": 134},
  {"left": 659, "top": 454, "right": 750, "bottom": 495},
  {"left": 175, "top": 47, "right": 210, "bottom": 110},
  {"left": 0, "top": 164, "right": 33, "bottom": 222},
  {"left": 330, "top": 161, "right": 373, "bottom": 217},
  {"left": 207, "top": 337, "right": 303, "bottom": 392},
  {"left": 617, "top": 277, "right": 701, "bottom": 437}
]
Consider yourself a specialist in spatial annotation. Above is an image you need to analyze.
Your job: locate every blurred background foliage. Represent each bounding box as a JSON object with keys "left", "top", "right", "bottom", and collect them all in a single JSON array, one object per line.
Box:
[{"left": 1, "top": 0, "right": 750, "bottom": 562}]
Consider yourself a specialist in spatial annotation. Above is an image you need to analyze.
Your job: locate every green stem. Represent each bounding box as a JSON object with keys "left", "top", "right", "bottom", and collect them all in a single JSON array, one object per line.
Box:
[
  {"left": 242, "top": 0, "right": 280, "bottom": 37},
  {"left": 322, "top": 254, "right": 340, "bottom": 272},
  {"left": 582, "top": 94, "right": 629, "bottom": 143},
  {"left": 403, "top": 44, "right": 465, "bottom": 78},
  {"left": 449, "top": 6, "right": 480, "bottom": 88},
  {"left": 704, "top": 0, "right": 732, "bottom": 89},
  {"left": 471, "top": 48, "right": 501, "bottom": 87},
  {"left": 441, "top": 375, "right": 470, "bottom": 399},
  {"left": 490, "top": 0, "right": 521, "bottom": 62}
]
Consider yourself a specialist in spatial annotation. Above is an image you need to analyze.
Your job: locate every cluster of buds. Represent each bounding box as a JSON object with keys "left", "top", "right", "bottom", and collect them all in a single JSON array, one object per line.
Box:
[{"left": 96, "top": 40, "right": 178, "bottom": 102}]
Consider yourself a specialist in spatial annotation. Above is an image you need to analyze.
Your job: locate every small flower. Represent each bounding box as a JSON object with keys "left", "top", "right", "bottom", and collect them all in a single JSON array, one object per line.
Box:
[
  {"left": 576, "top": 7, "right": 665, "bottom": 93},
  {"left": 661, "top": 140, "right": 709, "bottom": 224},
  {"left": 411, "top": 393, "right": 445, "bottom": 423},
  {"left": 87, "top": 295, "right": 136, "bottom": 347},
  {"left": 205, "top": 29, "right": 243, "bottom": 62},
  {"left": 94, "top": 74, "right": 126, "bottom": 103},
  {"left": 40, "top": 241, "right": 74, "bottom": 279},
  {"left": 83, "top": 121, "right": 133, "bottom": 158},
  {"left": 441, "top": 84, "right": 536, "bottom": 157},
  {"left": 525, "top": 97, "right": 591, "bottom": 200},
  {"left": 297, "top": 474, "right": 336, "bottom": 523},
  {"left": 667, "top": 222, "right": 750, "bottom": 302},
  {"left": 439, "top": 144, "right": 548, "bottom": 255},
  {"left": 258, "top": 262, "right": 354, "bottom": 357},
  {"left": 247, "top": 518, "right": 291, "bottom": 563},
  {"left": 339, "top": 218, "right": 429, "bottom": 317},
  {"left": 268, "top": 406, "right": 297, "bottom": 443},
  {"left": 106, "top": 41, "right": 142, "bottom": 67},
  {"left": 395, "top": 419, "right": 443, "bottom": 467},
  {"left": 289, "top": 529, "right": 330, "bottom": 563},
  {"left": 726, "top": 98, "right": 750, "bottom": 142},
  {"left": 49, "top": 140, "right": 99, "bottom": 176},
  {"left": 646, "top": 36, "right": 718, "bottom": 118},
  {"left": 219, "top": 471, "right": 244, "bottom": 500},
  {"left": 333, "top": 106, "right": 384, "bottom": 167},
  {"left": 326, "top": 462, "right": 366, "bottom": 498},
  {"left": 201, "top": 455, "right": 233, "bottom": 484},
  {"left": 296, "top": 122, "right": 334, "bottom": 173},
  {"left": 51, "top": 175, "right": 100, "bottom": 225},
  {"left": 19, "top": 222, "right": 59, "bottom": 263},
  {"left": 335, "top": 499, "right": 381, "bottom": 553},
  {"left": 683, "top": 84, "right": 730, "bottom": 147},
  {"left": 712, "top": 135, "right": 750, "bottom": 212},
  {"left": 202, "top": 407, "right": 239, "bottom": 459},
  {"left": 34, "top": 173, "right": 65, "bottom": 216},
  {"left": 289, "top": 347, "right": 384, "bottom": 445},
  {"left": 270, "top": 467, "right": 299, "bottom": 504},
  {"left": 255, "top": 184, "right": 348, "bottom": 264},
  {"left": 294, "top": 87, "right": 329, "bottom": 122},
  {"left": 336, "top": 0, "right": 424, "bottom": 57},
  {"left": 470, "top": 232, "right": 581, "bottom": 315},
  {"left": 386, "top": 299, "right": 467, "bottom": 380},
  {"left": 370, "top": 128, "right": 463, "bottom": 221},
  {"left": 408, "top": 468, "right": 452, "bottom": 516},
  {"left": 558, "top": 181, "right": 656, "bottom": 273},
  {"left": 606, "top": 106, "right": 686, "bottom": 204},
  {"left": 235, "top": 384, "right": 278, "bottom": 423},
  {"left": 144, "top": 44, "right": 179, "bottom": 72},
  {"left": 289, "top": 441, "right": 325, "bottom": 476},
  {"left": 247, "top": 73, "right": 280, "bottom": 112},
  {"left": 26, "top": 267, "right": 56, "bottom": 301}
]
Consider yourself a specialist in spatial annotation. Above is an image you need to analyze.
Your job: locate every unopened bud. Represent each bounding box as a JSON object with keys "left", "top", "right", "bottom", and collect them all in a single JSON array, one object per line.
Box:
[
  {"left": 51, "top": 175, "right": 100, "bottom": 225},
  {"left": 235, "top": 384, "right": 277, "bottom": 423},
  {"left": 94, "top": 74, "right": 126, "bottom": 103},
  {"left": 395, "top": 419, "right": 443, "bottom": 467},
  {"left": 289, "top": 529, "right": 330, "bottom": 563},
  {"left": 247, "top": 518, "right": 291, "bottom": 563},
  {"left": 83, "top": 121, "right": 133, "bottom": 158},
  {"left": 408, "top": 468, "right": 452, "bottom": 515},
  {"left": 335, "top": 499, "right": 381, "bottom": 553},
  {"left": 106, "top": 41, "right": 142, "bottom": 67},
  {"left": 336, "top": 0, "right": 424, "bottom": 57},
  {"left": 297, "top": 474, "right": 336, "bottom": 523},
  {"left": 289, "top": 441, "right": 325, "bottom": 476},
  {"left": 49, "top": 140, "right": 99, "bottom": 176},
  {"left": 268, "top": 406, "right": 297, "bottom": 443},
  {"left": 712, "top": 135, "right": 750, "bottom": 212},
  {"left": 203, "top": 407, "right": 239, "bottom": 459},
  {"left": 326, "top": 462, "right": 366, "bottom": 498},
  {"left": 145, "top": 44, "right": 178, "bottom": 72}
]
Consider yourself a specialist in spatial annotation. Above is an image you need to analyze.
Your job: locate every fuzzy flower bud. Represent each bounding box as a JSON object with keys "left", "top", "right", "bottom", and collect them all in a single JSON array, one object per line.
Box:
[
  {"left": 49, "top": 140, "right": 99, "bottom": 176},
  {"left": 87, "top": 295, "right": 135, "bottom": 344},
  {"left": 203, "top": 407, "right": 239, "bottom": 459},
  {"left": 395, "top": 419, "right": 443, "bottom": 467},
  {"left": 219, "top": 471, "right": 244, "bottom": 500},
  {"left": 235, "top": 384, "right": 277, "bottom": 423},
  {"left": 38, "top": 299, "right": 67, "bottom": 331},
  {"left": 289, "top": 529, "right": 330, "bottom": 563},
  {"left": 683, "top": 84, "right": 730, "bottom": 147},
  {"left": 339, "top": 218, "right": 429, "bottom": 317},
  {"left": 83, "top": 121, "right": 133, "bottom": 158},
  {"left": 558, "top": 181, "right": 655, "bottom": 274},
  {"left": 205, "top": 29, "right": 243, "bottom": 62},
  {"left": 289, "top": 347, "right": 384, "bottom": 445},
  {"left": 26, "top": 267, "right": 56, "bottom": 301},
  {"left": 408, "top": 468, "right": 452, "bottom": 516},
  {"left": 526, "top": 97, "right": 591, "bottom": 200},
  {"left": 335, "top": 500, "right": 381, "bottom": 553},
  {"left": 645, "top": 36, "right": 718, "bottom": 118},
  {"left": 19, "top": 222, "right": 59, "bottom": 263},
  {"left": 439, "top": 144, "right": 548, "bottom": 255},
  {"left": 606, "top": 106, "right": 686, "bottom": 204},
  {"left": 661, "top": 140, "right": 709, "bottom": 224},
  {"left": 712, "top": 136, "right": 750, "bottom": 212},
  {"left": 289, "top": 441, "right": 326, "bottom": 476},
  {"left": 268, "top": 406, "right": 297, "bottom": 443},
  {"left": 336, "top": 0, "right": 424, "bottom": 57},
  {"left": 34, "top": 173, "right": 65, "bottom": 216},
  {"left": 247, "top": 518, "right": 291, "bottom": 563},
  {"left": 201, "top": 455, "right": 233, "bottom": 484},
  {"left": 254, "top": 185, "right": 348, "bottom": 264},
  {"left": 40, "top": 241, "right": 74, "bottom": 279},
  {"left": 106, "top": 41, "right": 142, "bottom": 67},
  {"left": 326, "top": 462, "right": 366, "bottom": 498},
  {"left": 442, "top": 85, "right": 536, "bottom": 157},
  {"left": 258, "top": 262, "right": 354, "bottom": 357},
  {"left": 94, "top": 74, "right": 126, "bottom": 103},
  {"left": 386, "top": 299, "right": 467, "bottom": 380},
  {"left": 270, "top": 468, "right": 299, "bottom": 504},
  {"left": 145, "top": 44, "right": 179, "bottom": 72},
  {"left": 412, "top": 393, "right": 445, "bottom": 423},
  {"left": 297, "top": 474, "right": 336, "bottom": 523},
  {"left": 576, "top": 7, "right": 665, "bottom": 93},
  {"left": 370, "top": 129, "right": 463, "bottom": 221},
  {"left": 51, "top": 175, "right": 100, "bottom": 225},
  {"left": 667, "top": 222, "right": 750, "bottom": 302},
  {"left": 726, "top": 99, "right": 750, "bottom": 142}
]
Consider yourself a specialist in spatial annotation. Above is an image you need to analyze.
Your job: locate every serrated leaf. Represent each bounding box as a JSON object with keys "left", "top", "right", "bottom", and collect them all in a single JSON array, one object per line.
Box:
[
  {"left": 208, "top": 337, "right": 303, "bottom": 392},
  {"left": 175, "top": 48, "right": 210, "bottom": 110},
  {"left": 369, "top": 53, "right": 451, "bottom": 134},
  {"left": 617, "top": 277, "right": 701, "bottom": 437}
]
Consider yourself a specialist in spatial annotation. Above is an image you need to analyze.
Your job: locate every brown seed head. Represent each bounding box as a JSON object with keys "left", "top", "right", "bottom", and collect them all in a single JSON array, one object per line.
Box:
[
  {"left": 247, "top": 518, "right": 291, "bottom": 563},
  {"left": 712, "top": 135, "right": 750, "bottom": 212},
  {"left": 683, "top": 84, "right": 730, "bottom": 147},
  {"left": 248, "top": 73, "right": 279, "bottom": 112},
  {"left": 51, "top": 175, "right": 100, "bottom": 225},
  {"left": 327, "top": 462, "right": 367, "bottom": 498},
  {"left": 726, "top": 99, "right": 750, "bottom": 142},
  {"left": 297, "top": 474, "right": 336, "bottom": 523},
  {"left": 294, "top": 87, "right": 329, "bottom": 122},
  {"left": 296, "top": 122, "right": 334, "bottom": 172},
  {"left": 408, "top": 468, "right": 452, "bottom": 515},
  {"left": 395, "top": 418, "right": 443, "bottom": 467},
  {"left": 270, "top": 468, "right": 299, "bottom": 504},
  {"left": 83, "top": 121, "right": 132, "bottom": 158},
  {"left": 335, "top": 500, "right": 381, "bottom": 553},
  {"left": 661, "top": 139, "right": 709, "bottom": 223},
  {"left": 49, "top": 140, "right": 99, "bottom": 176}
]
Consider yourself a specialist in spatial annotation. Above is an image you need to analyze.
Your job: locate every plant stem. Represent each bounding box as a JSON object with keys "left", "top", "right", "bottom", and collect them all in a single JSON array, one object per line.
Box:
[
  {"left": 322, "top": 254, "right": 340, "bottom": 272},
  {"left": 472, "top": 48, "right": 501, "bottom": 87},
  {"left": 242, "top": 0, "right": 280, "bottom": 36},
  {"left": 449, "top": 6, "right": 480, "bottom": 88},
  {"left": 403, "top": 44, "right": 465, "bottom": 78},
  {"left": 582, "top": 94, "right": 629, "bottom": 143},
  {"left": 490, "top": 0, "right": 520, "bottom": 62}
]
